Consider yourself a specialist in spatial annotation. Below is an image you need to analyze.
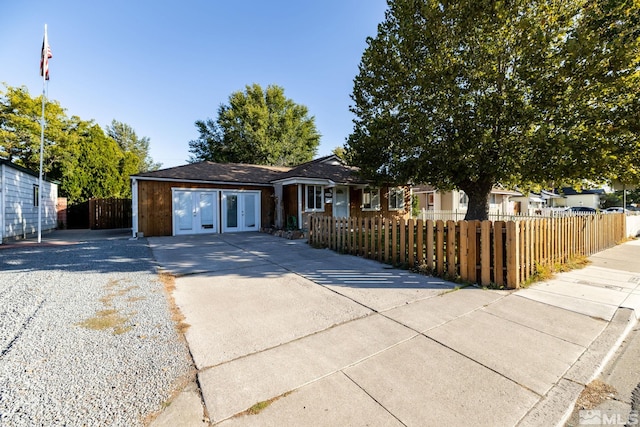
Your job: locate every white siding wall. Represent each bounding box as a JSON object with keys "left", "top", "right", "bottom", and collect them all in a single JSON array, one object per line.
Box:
[{"left": 1, "top": 163, "right": 58, "bottom": 241}]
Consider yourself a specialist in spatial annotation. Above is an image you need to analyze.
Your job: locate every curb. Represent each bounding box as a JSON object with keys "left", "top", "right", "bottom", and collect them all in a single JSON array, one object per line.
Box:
[{"left": 518, "top": 308, "right": 638, "bottom": 426}]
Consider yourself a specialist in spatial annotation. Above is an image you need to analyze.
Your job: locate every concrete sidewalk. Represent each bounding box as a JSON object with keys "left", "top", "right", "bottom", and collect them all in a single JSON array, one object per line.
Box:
[{"left": 148, "top": 234, "right": 640, "bottom": 427}]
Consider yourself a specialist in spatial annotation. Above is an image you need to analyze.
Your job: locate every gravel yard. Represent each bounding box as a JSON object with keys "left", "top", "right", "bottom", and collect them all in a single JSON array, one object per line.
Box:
[{"left": 0, "top": 237, "right": 193, "bottom": 426}]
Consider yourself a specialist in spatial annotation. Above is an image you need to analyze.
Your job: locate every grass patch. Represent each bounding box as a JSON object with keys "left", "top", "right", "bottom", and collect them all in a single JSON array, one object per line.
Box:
[
  {"left": 77, "top": 278, "right": 142, "bottom": 335},
  {"left": 159, "top": 271, "right": 191, "bottom": 334},
  {"left": 77, "top": 309, "right": 130, "bottom": 334},
  {"left": 522, "top": 255, "right": 590, "bottom": 288},
  {"left": 239, "top": 392, "right": 292, "bottom": 417},
  {"left": 575, "top": 379, "right": 617, "bottom": 410}
]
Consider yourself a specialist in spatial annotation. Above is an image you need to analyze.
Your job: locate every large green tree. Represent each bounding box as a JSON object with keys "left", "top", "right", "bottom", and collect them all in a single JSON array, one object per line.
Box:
[
  {"left": 346, "top": 0, "right": 640, "bottom": 220},
  {"left": 0, "top": 84, "right": 160, "bottom": 202},
  {"left": 189, "top": 84, "right": 320, "bottom": 166},
  {"left": 107, "top": 120, "right": 161, "bottom": 173}
]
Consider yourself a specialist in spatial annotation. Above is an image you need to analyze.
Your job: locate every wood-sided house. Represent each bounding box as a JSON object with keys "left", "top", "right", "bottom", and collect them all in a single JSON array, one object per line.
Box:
[
  {"left": 131, "top": 155, "right": 411, "bottom": 237},
  {"left": 1, "top": 159, "right": 58, "bottom": 243}
]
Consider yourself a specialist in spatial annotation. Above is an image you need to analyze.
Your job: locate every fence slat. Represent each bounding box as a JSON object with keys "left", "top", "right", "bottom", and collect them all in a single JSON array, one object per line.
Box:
[
  {"left": 436, "top": 220, "right": 445, "bottom": 275},
  {"left": 480, "top": 221, "right": 491, "bottom": 286}
]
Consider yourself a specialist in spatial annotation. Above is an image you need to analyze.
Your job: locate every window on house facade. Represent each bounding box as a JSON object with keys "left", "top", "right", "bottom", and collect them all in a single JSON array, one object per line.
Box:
[
  {"left": 388, "top": 187, "right": 405, "bottom": 210},
  {"left": 459, "top": 191, "right": 469, "bottom": 209},
  {"left": 33, "top": 185, "right": 39, "bottom": 207},
  {"left": 490, "top": 194, "right": 497, "bottom": 205},
  {"left": 306, "top": 185, "right": 323, "bottom": 211},
  {"left": 362, "top": 188, "right": 380, "bottom": 211}
]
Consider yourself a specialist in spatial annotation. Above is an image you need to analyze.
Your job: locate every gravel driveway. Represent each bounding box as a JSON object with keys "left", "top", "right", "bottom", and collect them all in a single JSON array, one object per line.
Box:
[{"left": 0, "top": 236, "right": 192, "bottom": 426}]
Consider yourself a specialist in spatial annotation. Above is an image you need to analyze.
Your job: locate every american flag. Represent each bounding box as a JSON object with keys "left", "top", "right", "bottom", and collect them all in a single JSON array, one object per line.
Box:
[{"left": 40, "top": 25, "right": 52, "bottom": 80}]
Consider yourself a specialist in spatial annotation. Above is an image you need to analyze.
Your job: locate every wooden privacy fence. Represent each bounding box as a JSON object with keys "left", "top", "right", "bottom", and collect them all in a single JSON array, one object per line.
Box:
[
  {"left": 308, "top": 214, "right": 626, "bottom": 289},
  {"left": 89, "top": 198, "right": 132, "bottom": 230}
]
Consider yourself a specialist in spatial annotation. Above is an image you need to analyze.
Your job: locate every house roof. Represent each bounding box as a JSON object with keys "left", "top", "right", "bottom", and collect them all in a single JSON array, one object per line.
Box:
[
  {"left": 0, "top": 159, "right": 57, "bottom": 183},
  {"left": 272, "top": 155, "right": 367, "bottom": 185},
  {"left": 132, "top": 161, "right": 290, "bottom": 185}
]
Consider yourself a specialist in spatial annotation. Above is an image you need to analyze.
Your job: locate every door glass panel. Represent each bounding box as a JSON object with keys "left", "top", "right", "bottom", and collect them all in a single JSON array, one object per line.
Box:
[
  {"left": 200, "top": 193, "right": 214, "bottom": 229},
  {"left": 177, "top": 192, "right": 192, "bottom": 230},
  {"left": 226, "top": 195, "right": 238, "bottom": 228},
  {"left": 244, "top": 194, "right": 256, "bottom": 228}
]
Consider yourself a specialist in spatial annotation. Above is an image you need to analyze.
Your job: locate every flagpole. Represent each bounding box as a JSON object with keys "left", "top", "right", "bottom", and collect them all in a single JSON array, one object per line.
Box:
[{"left": 37, "top": 24, "right": 47, "bottom": 243}]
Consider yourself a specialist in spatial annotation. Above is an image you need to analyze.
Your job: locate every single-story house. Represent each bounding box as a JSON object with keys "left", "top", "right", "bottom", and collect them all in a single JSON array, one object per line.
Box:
[
  {"left": 511, "top": 190, "right": 565, "bottom": 213},
  {"left": 412, "top": 184, "right": 521, "bottom": 215},
  {"left": 1, "top": 159, "right": 58, "bottom": 243},
  {"left": 556, "top": 187, "right": 604, "bottom": 209},
  {"left": 131, "top": 155, "right": 411, "bottom": 237}
]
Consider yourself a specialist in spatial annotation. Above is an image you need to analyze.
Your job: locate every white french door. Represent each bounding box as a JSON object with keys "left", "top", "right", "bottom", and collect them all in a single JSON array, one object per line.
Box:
[
  {"left": 333, "top": 186, "right": 349, "bottom": 218},
  {"left": 173, "top": 189, "right": 219, "bottom": 235},
  {"left": 222, "top": 191, "right": 260, "bottom": 232}
]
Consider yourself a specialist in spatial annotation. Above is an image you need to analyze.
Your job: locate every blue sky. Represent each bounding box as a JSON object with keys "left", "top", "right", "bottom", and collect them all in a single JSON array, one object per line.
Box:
[{"left": 0, "top": 0, "right": 388, "bottom": 168}]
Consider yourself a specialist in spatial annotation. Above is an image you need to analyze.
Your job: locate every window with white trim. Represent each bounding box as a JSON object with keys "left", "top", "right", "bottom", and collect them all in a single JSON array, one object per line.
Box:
[
  {"left": 362, "top": 188, "right": 380, "bottom": 211},
  {"left": 33, "top": 185, "right": 39, "bottom": 207},
  {"left": 459, "top": 191, "right": 469, "bottom": 209},
  {"left": 306, "top": 185, "right": 324, "bottom": 211},
  {"left": 388, "top": 187, "right": 405, "bottom": 210}
]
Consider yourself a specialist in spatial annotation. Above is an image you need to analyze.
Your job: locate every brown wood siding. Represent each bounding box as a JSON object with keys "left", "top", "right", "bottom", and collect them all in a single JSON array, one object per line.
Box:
[
  {"left": 283, "top": 185, "right": 298, "bottom": 224},
  {"left": 136, "top": 180, "right": 274, "bottom": 237}
]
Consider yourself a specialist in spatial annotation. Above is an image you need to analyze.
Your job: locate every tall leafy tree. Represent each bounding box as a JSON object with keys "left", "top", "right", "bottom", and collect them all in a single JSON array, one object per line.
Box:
[
  {"left": 189, "top": 84, "right": 320, "bottom": 166},
  {"left": 0, "top": 84, "right": 67, "bottom": 175},
  {"left": 106, "top": 120, "right": 160, "bottom": 172},
  {"left": 347, "top": 0, "right": 640, "bottom": 220},
  {"left": 0, "top": 84, "right": 161, "bottom": 203}
]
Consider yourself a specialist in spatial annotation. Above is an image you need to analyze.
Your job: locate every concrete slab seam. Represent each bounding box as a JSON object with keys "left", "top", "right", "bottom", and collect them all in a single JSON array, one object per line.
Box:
[
  {"left": 419, "top": 332, "right": 542, "bottom": 398},
  {"left": 196, "top": 312, "right": 382, "bottom": 373},
  {"left": 207, "top": 332, "right": 423, "bottom": 425},
  {"left": 480, "top": 308, "right": 599, "bottom": 348},
  {"left": 340, "top": 371, "right": 409, "bottom": 427}
]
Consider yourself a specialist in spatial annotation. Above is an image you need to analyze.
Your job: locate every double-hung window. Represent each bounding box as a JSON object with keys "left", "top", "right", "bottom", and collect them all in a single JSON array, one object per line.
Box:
[
  {"left": 388, "top": 187, "right": 405, "bottom": 210},
  {"left": 459, "top": 191, "right": 469, "bottom": 209},
  {"left": 306, "top": 185, "right": 323, "bottom": 211},
  {"left": 362, "top": 188, "right": 380, "bottom": 211},
  {"left": 33, "top": 185, "right": 39, "bottom": 207}
]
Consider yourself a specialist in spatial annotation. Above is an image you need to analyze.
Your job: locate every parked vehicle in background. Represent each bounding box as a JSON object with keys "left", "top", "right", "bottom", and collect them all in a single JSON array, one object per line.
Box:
[
  {"left": 565, "top": 206, "right": 597, "bottom": 214},
  {"left": 603, "top": 207, "right": 626, "bottom": 213}
]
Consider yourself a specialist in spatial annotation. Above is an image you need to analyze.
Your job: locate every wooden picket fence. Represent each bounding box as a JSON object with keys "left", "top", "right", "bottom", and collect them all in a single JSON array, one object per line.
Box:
[{"left": 308, "top": 214, "right": 626, "bottom": 289}]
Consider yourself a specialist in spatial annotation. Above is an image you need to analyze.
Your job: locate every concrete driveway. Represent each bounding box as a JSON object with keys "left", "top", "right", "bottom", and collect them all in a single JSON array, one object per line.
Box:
[{"left": 148, "top": 233, "right": 640, "bottom": 426}]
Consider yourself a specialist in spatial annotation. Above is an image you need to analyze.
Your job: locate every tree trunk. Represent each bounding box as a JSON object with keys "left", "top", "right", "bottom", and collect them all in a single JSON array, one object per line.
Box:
[{"left": 461, "top": 180, "right": 494, "bottom": 221}]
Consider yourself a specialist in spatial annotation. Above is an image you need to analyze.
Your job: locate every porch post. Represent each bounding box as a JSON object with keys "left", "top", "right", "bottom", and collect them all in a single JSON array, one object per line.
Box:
[
  {"left": 274, "top": 183, "right": 283, "bottom": 229},
  {"left": 131, "top": 178, "right": 138, "bottom": 238},
  {"left": 298, "top": 184, "right": 303, "bottom": 231}
]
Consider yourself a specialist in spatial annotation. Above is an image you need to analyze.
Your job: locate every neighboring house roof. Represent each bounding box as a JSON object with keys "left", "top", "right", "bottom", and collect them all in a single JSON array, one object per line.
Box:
[
  {"left": 272, "top": 155, "right": 367, "bottom": 186},
  {"left": 132, "top": 161, "right": 290, "bottom": 185},
  {"left": 412, "top": 183, "right": 522, "bottom": 196},
  {"left": 541, "top": 190, "right": 564, "bottom": 199},
  {"left": 558, "top": 187, "right": 605, "bottom": 196}
]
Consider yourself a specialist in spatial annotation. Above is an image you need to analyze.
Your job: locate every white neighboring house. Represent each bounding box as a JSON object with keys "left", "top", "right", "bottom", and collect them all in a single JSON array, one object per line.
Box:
[
  {"left": 0, "top": 160, "right": 58, "bottom": 243},
  {"left": 413, "top": 185, "right": 521, "bottom": 217}
]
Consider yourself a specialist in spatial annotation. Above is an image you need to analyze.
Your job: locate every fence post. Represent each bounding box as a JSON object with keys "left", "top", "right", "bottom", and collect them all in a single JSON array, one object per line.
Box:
[
  {"left": 506, "top": 221, "right": 520, "bottom": 289},
  {"left": 416, "top": 219, "right": 424, "bottom": 266},
  {"left": 466, "top": 221, "right": 477, "bottom": 283},
  {"left": 494, "top": 221, "right": 505, "bottom": 287},
  {"left": 446, "top": 220, "right": 456, "bottom": 278},
  {"left": 407, "top": 218, "right": 415, "bottom": 267},
  {"left": 480, "top": 221, "right": 491, "bottom": 286},
  {"left": 436, "top": 220, "right": 445, "bottom": 275},
  {"left": 426, "top": 220, "right": 434, "bottom": 271},
  {"left": 459, "top": 221, "right": 468, "bottom": 282}
]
